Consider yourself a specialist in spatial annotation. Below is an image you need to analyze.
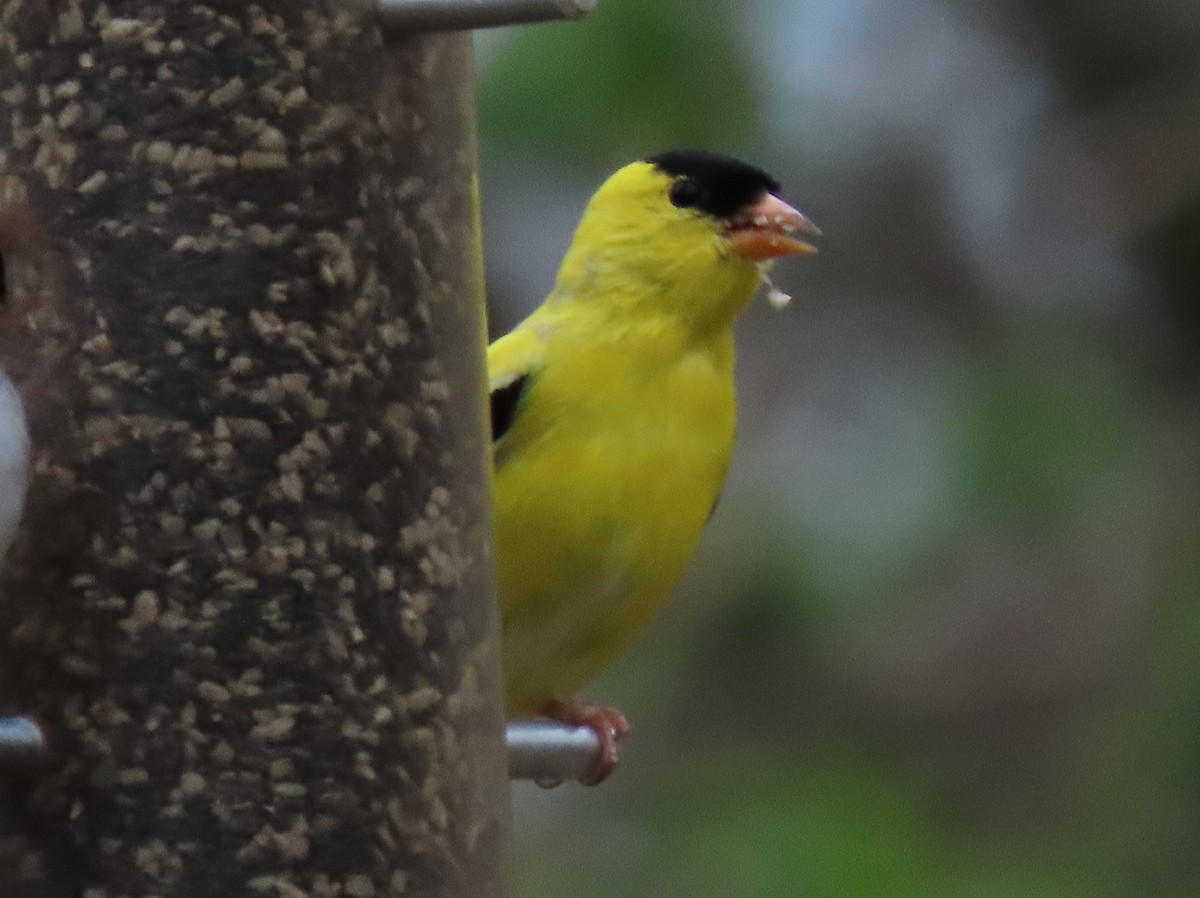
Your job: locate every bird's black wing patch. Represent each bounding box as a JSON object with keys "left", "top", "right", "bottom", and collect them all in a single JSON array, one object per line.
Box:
[{"left": 490, "top": 374, "right": 529, "bottom": 443}]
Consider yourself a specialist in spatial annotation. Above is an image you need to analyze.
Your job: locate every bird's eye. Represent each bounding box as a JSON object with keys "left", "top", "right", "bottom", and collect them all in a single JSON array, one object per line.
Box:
[{"left": 669, "top": 178, "right": 704, "bottom": 210}]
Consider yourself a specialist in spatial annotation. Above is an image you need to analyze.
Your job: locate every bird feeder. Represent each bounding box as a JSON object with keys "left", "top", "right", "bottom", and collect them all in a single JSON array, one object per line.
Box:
[{"left": 0, "top": 2, "right": 596, "bottom": 895}]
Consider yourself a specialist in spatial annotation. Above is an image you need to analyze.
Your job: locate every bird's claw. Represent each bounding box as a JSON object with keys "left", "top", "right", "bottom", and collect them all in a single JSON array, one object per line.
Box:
[{"left": 540, "top": 699, "right": 629, "bottom": 786}]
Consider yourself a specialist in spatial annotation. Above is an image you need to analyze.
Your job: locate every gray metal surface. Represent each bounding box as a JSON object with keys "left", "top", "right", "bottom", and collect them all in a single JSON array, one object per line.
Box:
[
  {"left": 507, "top": 719, "right": 607, "bottom": 785},
  {"left": 0, "top": 717, "right": 46, "bottom": 763},
  {"left": 380, "top": 0, "right": 597, "bottom": 33}
]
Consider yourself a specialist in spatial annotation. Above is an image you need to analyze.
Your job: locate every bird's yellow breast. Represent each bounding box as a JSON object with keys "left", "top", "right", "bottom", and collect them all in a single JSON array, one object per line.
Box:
[{"left": 493, "top": 305, "right": 738, "bottom": 714}]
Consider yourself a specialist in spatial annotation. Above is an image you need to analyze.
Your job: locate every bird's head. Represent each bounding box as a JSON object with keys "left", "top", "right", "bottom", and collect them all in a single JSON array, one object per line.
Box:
[{"left": 552, "top": 149, "right": 819, "bottom": 332}]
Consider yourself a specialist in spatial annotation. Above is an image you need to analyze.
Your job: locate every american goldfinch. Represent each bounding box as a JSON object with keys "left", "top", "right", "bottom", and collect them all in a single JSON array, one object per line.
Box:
[{"left": 489, "top": 150, "right": 819, "bottom": 782}]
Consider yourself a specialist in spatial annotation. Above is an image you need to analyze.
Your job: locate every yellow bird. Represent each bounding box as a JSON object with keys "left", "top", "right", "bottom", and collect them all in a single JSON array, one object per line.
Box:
[{"left": 489, "top": 150, "right": 818, "bottom": 781}]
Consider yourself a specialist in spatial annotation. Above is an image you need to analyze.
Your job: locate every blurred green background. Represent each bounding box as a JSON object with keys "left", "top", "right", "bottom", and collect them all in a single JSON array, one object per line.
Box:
[{"left": 474, "top": 1, "right": 1200, "bottom": 895}]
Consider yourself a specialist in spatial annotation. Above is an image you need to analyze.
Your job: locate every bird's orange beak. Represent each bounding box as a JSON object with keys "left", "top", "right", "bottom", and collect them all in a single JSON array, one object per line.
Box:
[{"left": 725, "top": 193, "right": 821, "bottom": 261}]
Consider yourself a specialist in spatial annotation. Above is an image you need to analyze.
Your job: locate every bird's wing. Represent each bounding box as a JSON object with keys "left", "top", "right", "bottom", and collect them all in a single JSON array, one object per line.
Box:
[{"left": 487, "top": 323, "right": 546, "bottom": 445}]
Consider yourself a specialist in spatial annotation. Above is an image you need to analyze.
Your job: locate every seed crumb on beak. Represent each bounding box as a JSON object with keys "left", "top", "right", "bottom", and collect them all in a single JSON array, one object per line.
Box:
[{"left": 759, "top": 268, "right": 792, "bottom": 310}]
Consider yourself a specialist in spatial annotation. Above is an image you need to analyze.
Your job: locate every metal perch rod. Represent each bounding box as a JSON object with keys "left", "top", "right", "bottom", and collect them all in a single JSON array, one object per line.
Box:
[
  {"left": 379, "top": 0, "right": 598, "bottom": 32},
  {"left": 506, "top": 719, "right": 606, "bottom": 784},
  {"left": 1, "top": 716, "right": 605, "bottom": 784},
  {"left": 0, "top": 717, "right": 46, "bottom": 763}
]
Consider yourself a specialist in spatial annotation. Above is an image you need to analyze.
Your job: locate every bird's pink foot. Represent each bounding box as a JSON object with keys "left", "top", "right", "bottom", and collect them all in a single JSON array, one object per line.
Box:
[{"left": 541, "top": 699, "right": 629, "bottom": 786}]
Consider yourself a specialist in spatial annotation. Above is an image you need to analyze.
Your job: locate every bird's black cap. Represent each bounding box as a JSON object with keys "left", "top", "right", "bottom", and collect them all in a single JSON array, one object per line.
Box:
[{"left": 648, "top": 149, "right": 782, "bottom": 220}]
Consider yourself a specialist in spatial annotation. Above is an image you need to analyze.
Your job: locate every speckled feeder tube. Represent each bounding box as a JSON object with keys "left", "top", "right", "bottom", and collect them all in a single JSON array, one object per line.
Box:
[{"left": 0, "top": 3, "right": 505, "bottom": 896}]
